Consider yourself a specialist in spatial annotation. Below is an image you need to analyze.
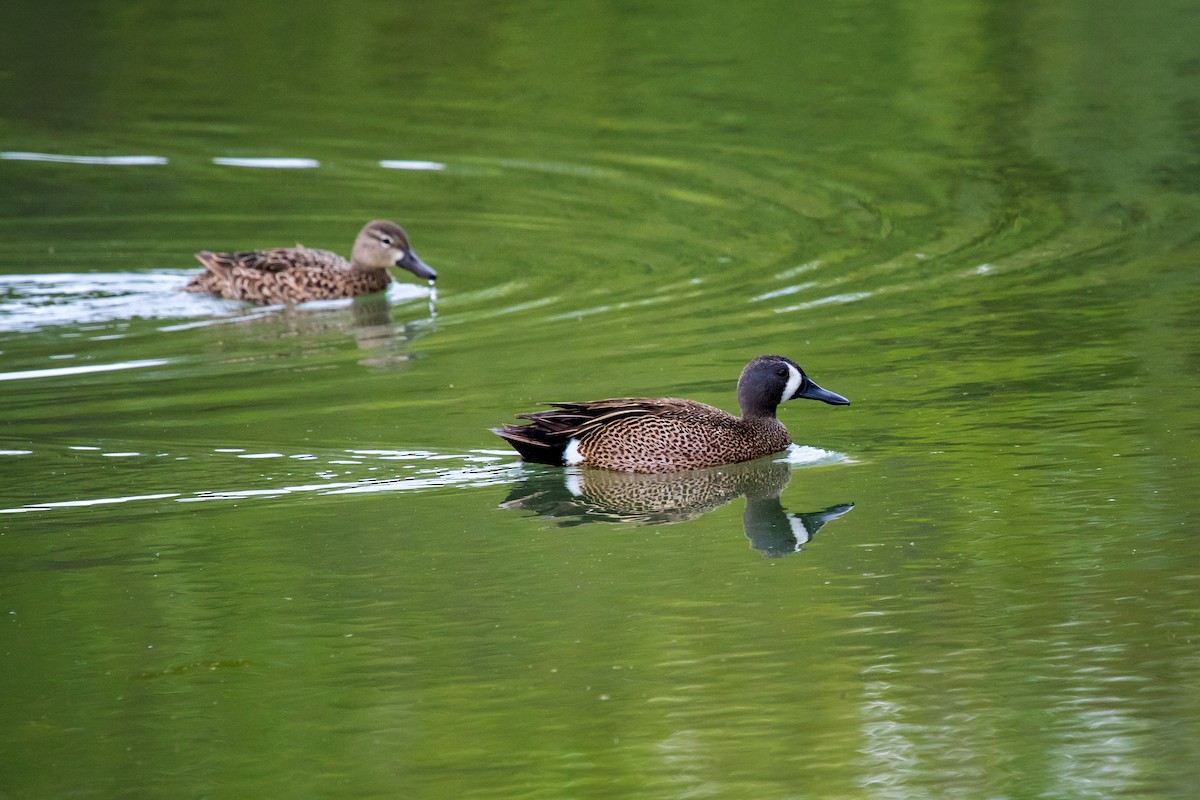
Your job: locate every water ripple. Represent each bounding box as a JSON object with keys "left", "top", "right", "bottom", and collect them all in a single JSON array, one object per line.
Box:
[
  {"left": 0, "top": 272, "right": 225, "bottom": 332},
  {"left": 211, "top": 157, "right": 320, "bottom": 169},
  {"left": 0, "top": 271, "right": 430, "bottom": 333},
  {"left": 379, "top": 160, "right": 447, "bottom": 171},
  {"left": 0, "top": 358, "right": 169, "bottom": 382},
  {"left": 1, "top": 151, "right": 167, "bottom": 165},
  {"left": 4, "top": 151, "right": 446, "bottom": 172},
  {"left": 0, "top": 446, "right": 523, "bottom": 515}
]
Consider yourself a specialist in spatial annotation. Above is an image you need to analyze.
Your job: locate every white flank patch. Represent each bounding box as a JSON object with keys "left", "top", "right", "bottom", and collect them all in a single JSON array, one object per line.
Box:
[
  {"left": 563, "top": 438, "right": 585, "bottom": 466},
  {"left": 780, "top": 362, "right": 803, "bottom": 406}
]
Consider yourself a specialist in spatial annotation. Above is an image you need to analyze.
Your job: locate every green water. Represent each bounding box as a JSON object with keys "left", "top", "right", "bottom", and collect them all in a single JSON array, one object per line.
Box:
[{"left": 3, "top": 1, "right": 1200, "bottom": 798}]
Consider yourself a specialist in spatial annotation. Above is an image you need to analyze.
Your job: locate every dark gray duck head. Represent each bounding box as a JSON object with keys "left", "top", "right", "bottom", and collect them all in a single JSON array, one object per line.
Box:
[{"left": 737, "top": 355, "right": 849, "bottom": 418}]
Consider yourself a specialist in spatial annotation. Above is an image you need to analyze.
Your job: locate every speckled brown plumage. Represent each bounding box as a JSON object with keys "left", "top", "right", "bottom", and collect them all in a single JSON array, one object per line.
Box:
[
  {"left": 514, "top": 397, "right": 792, "bottom": 472},
  {"left": 493, "top": 355, "right": 850, "bottom": 473},
  {"left": 182, "top": 219, "right": 436, "bottom": 305}
]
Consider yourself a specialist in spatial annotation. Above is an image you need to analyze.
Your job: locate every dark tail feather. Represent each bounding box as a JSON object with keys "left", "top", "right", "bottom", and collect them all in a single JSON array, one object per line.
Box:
[
  {"left": 491, "top": 425, "right": 566, "bottom": 466},
  {"left": 194, "top": 251, "right": 227, "bottom": 276}
]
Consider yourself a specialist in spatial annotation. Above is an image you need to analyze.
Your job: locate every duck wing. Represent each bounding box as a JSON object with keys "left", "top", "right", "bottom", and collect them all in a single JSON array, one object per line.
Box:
[
  {"left": 193, "top": 245, "right": 346, "bottom": 276},
  {"left": 492, "top": 398, "right": 707, "bottom": 465},
  {"left": 525, "top": 398, "right": 693, "bottom": 432}
]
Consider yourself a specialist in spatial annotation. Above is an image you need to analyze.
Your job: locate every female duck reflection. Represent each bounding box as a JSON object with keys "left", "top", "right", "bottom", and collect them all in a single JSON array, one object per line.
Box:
[{"left": 500, "top": 456, "right": 853, "bottom": 558}]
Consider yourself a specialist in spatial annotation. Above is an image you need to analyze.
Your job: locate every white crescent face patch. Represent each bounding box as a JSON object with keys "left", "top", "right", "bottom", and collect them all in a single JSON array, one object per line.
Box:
[{"left": 780, "top": 362, "right": 803, "bottom": 406}]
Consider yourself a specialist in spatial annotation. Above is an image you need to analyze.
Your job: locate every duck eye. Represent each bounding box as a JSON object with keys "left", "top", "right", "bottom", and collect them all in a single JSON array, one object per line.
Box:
[{"left": 380, "top": 236, "right": 393, "bottom": 246}]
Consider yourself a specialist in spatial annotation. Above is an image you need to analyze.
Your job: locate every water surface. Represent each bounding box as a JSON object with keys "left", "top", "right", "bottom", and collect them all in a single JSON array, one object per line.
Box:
[{"left": 3, "top": 2, "right": 1200, "bottom": 798}]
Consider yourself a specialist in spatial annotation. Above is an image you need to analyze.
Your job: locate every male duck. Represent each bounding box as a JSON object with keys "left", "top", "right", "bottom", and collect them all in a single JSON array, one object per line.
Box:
[
  {"left": 492, "top": 355, "right": 849, "bottom": 473},
  {"left": 182, "top": 219, "right": 436, "bottom": 304}
]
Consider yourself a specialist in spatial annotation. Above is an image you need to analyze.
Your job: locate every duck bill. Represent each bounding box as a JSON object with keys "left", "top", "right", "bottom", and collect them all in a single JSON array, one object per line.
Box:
[
  {"left": 397, "top": 250, "right": 438, "bottom": 282},
  {"left": 793, "top": 378, "right": 850, "bottom": 406}
]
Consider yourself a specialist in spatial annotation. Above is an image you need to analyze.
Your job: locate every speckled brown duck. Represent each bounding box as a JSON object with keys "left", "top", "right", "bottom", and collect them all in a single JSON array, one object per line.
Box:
[
  {"left": 492, "top": 355, "right": 849, "bottom": 473},
  {"left": 182, "top": 219, "right": 436, "bottom": 304}
]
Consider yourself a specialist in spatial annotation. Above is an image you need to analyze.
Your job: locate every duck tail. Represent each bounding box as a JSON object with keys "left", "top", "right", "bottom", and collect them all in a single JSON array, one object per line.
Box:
[
  {"left": 491, "top": 425, "right": 567, "bottom": 466},
  {"left": 194, "top": 251, "right": 227, "bottom": 277}
]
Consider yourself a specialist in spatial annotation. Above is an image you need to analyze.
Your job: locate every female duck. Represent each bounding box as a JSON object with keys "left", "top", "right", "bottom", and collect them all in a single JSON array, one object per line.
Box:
[
  {"left": 492, "top": 355, "right": 849, "bottom": 473},
  {"left": 182, "top": 219, "right": 436, "bottom": 304}
]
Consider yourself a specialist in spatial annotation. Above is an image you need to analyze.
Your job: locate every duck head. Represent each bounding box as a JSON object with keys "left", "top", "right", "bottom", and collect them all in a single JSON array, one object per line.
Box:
[
  {"left": 352, "top": 219, "right": 438, "bottom": 281},
  {"left": 738, "top": 355, "right": 849, "bottom": 418}
]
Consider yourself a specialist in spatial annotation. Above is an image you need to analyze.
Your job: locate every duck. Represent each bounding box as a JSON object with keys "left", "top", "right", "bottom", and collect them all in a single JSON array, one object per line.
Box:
[
  {"left": 492, "top": 355, "right": 849, "bottom": 473},
  {"left": 182, "top": 219, "right": 436, "bottom": 304}
]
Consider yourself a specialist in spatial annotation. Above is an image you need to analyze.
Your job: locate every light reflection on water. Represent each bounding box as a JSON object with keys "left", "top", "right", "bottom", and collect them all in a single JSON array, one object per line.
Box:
[
  {"left": 0, "top": 443, "right": 849, "bottom": 532},
  {"left": 0, "top": 445, "right": 523, "bottom": 514},
  {"left": 0, "top": 357, "right": 169, "bottom": 382},
  {"left": 2, "top": 151, "right": 447, "bottom": 172},
  {"left": 1, "top": 151, "right": 169, "bottom": 165},
  {"left": 0, "top": 271, "right": 432, "bottom": 334}
]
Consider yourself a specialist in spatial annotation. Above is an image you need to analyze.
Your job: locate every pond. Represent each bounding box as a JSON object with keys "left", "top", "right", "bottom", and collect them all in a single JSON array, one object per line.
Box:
[{"left": 2, "top": 1, "right": 1200, "bottom": 798}]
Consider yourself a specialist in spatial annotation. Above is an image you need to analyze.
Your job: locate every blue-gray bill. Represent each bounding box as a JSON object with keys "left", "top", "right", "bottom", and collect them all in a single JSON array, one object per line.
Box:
[
  {"left": 793, "top": 378, "right": 849, "bottom": 405},
  {"left": 399, "top": 250, "right": 437, "bottom": 281}
]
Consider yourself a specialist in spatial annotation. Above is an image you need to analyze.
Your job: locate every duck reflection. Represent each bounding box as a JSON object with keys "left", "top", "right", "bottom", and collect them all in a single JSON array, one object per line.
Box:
[
  {"left": 348, "top": 293, "right": 434, "bottom": 368},
  {"left": 500, "top": 457, "right": 853, "bottom": 557},
  {"left": 195, "top": 291, "right": 435, "bottom": 369}
]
